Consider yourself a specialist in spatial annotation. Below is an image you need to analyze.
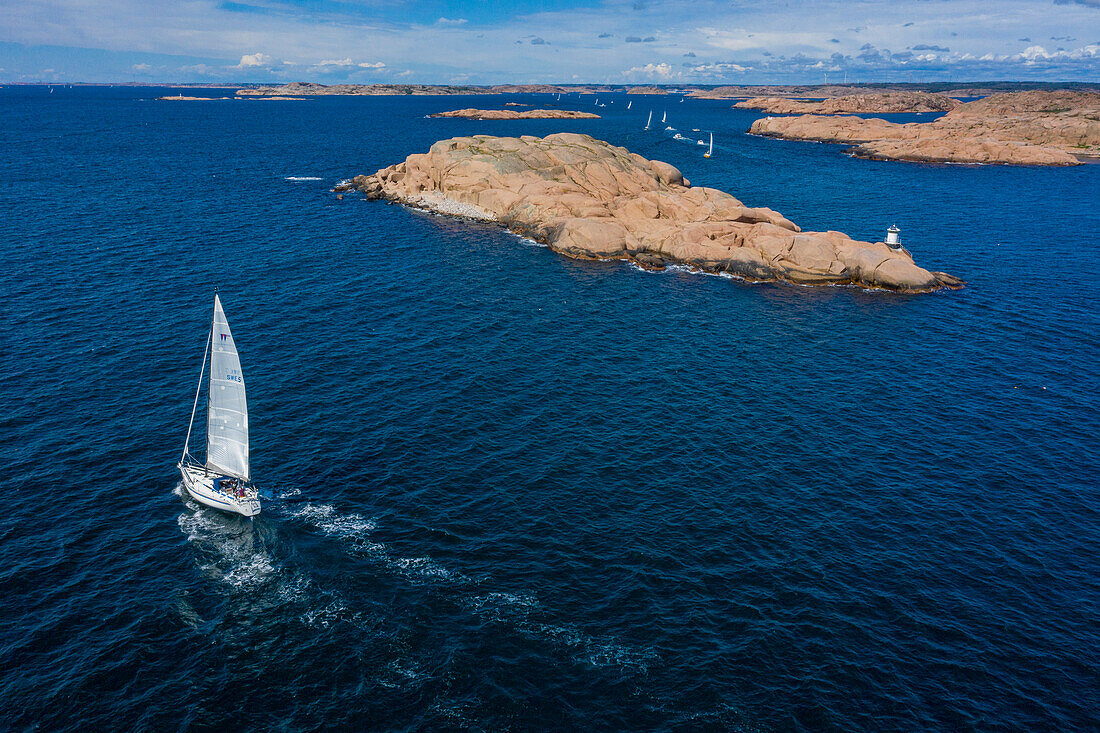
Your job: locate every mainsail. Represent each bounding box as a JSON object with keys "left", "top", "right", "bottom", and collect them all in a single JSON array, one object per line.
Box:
[{"left": 206, "top": 294, "right": 249, "bottom": 480}]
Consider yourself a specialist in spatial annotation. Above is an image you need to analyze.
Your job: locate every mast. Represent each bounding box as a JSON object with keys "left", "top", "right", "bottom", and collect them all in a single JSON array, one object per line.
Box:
[{"left": 182, "top": 322, "right": 213, "bottom": 462}]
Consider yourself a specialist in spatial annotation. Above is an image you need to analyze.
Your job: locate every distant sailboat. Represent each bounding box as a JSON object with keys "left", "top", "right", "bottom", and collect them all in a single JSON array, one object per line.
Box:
[
  {"left": 661, "top": 111, "right": 667, "bottom": 123},
  {"left": 704, "top": 132, "right": 713, "bottom": 158},
  {"left": 595, "top": 98, "right": 599, "bottom": 106},
  {"left": 178, "top": 292, "right": 261, "bottom": 517},
  {"left": 627, "top": 100, "right": 632, "bottom": 109},
  {"left": 645, "top": 110, "right": 652, "bottom": 130}
]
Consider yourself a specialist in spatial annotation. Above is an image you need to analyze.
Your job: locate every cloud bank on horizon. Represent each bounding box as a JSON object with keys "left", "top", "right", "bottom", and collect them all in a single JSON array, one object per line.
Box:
[{"left": 1, "top": 0, "right": 1098, "bottom": 83}]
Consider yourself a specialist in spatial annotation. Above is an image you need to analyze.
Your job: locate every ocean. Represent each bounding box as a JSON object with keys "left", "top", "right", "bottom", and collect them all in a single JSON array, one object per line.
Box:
[{"left": 1, "top": 85, "right": 1097, "bottom": 731}]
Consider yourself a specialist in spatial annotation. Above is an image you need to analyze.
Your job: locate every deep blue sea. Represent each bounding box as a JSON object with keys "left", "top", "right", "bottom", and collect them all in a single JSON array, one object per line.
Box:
[{"left": 1, "top": 86, "right": 1098, "bottom": 731}]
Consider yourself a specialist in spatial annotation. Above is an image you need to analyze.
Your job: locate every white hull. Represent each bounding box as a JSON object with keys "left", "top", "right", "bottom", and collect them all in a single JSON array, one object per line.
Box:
[{"left": 179, "top": 462, "right": 260, "bottom": 517}]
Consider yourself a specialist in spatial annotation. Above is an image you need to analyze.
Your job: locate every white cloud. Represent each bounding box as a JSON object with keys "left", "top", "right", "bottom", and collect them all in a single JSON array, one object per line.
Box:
[
  {"left": 3, "top": 0, "right": 1099, "bottom": 83},
  {"left": 623, "top": 62, "right": 675, "bottom": 80},
  {"left": 131, "top": 63, "right": 152, "bottom": 71},
  {"left": 236, "top": 53, "right": 272, "bottom": 68}
]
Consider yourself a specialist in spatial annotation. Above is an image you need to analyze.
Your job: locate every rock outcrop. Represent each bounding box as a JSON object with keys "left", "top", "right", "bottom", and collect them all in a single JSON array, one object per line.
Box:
[
  {"left": 430, "top": 108, "right": 601, "bottom": 120},
  {"left": 749, "top": 91, "right": 1100, "bottom": 165},
  {"left": 735, "top": 92, "right": 961, "bottom": 114},
  {"left": 627, "top": 86, "right": 669, "bottom": 95},
  {"left": 336, "top": 133, "right": 961, "bottom": 292}
]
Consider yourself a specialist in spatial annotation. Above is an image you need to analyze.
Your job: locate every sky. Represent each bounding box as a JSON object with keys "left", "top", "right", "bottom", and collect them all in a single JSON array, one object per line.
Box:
[{"left": 1, "top": 0, "right": 1098, "bottom": 84}]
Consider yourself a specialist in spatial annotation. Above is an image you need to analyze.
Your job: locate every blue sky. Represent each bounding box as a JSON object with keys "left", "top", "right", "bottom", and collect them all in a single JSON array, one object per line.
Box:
[{"left": 1, "top": 0, "right": 1097, "bottom": 83}]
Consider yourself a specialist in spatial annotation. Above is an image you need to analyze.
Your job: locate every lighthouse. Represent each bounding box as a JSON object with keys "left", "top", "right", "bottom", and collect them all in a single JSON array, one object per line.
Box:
[{"left": 885, "top": 224, "right": 901, "bottom": 247}]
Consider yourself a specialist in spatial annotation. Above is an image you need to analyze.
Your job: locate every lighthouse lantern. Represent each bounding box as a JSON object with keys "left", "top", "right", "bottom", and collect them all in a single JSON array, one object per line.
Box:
[{"left": 885, "top": 225, "right": 901, "bottom": 246}]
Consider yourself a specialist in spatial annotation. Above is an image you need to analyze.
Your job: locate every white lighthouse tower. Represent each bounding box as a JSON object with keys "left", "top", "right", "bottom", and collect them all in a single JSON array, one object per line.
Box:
[{"left": 885, "top": 224, "right": 901, "bottom": 247}]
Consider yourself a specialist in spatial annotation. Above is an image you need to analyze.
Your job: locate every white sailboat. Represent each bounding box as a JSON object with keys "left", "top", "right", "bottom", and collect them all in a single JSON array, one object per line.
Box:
[
  {"left": 645, "top": 110, "right": 652, "bottom": 130},
  {"left": 661, "top": 110, "right": 667, "bottom": 123},
  {"left": 704, "top": 132, "right": 713, "bottom": 158},
  {"left": 627, "top": 100, "right": 632, "bottom": 109},
  {"left": 178, "top": 292, "right": 261, "bottom": 517}
]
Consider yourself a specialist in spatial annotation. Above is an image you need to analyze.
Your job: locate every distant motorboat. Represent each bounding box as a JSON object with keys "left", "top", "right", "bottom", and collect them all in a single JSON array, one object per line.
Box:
[
  {"left": 697, "top": 139, "right": 706, "bottom": 146},
  {"left": 673, "top": 133, "right": 688, "bottom": 141},
  {"left": 645, "top": 110, "right": 652, "bottom": 130},
  {"left": 704, "top": 132, "right": 713, "bottom": 158},
  {"left": 178, "top": 292, "right": 261, "bottom": 518},
  {"left": 665, "top": 125, "right": 675, "bottom": 131},
  {"left": 692, "top": 128, "right": 700, "bottom": 132}
]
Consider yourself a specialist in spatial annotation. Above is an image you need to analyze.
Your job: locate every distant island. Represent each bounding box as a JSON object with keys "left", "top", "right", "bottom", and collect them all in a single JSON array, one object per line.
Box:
[
  {"left": 734, "top": 92, "right": 961, "bottom": 114},
  {"left": 156, "top": 94, "right": 304, "bottom": 101},
  {"left": 232, "top": 81, "right": 1100, "bottom": 99},
  {"left": 749, "top": 90, "right": 1100, "bottom": 165},
  {"left": 429, "top": 108, "right": 600, "bottom": 120},
  {"left": 336, "top": 133, "right": 962, "bottom": 293},
  {"left": 156, "top": 95, "right": 231, "bottom": 101}
]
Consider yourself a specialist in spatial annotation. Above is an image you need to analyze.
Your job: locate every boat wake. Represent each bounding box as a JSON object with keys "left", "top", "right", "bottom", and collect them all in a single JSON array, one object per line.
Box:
[
  {"left": 462, "top": 592, "right": 655, "bottom": 672},
  {"left": 288, "top": 501, "right": 654, "bottom": 670},
  {"left": 175, "top": 485, "right": 359, "bottom": 629},
  {"left": 288, "top": 502, "right": 465, "bottom": 584}
]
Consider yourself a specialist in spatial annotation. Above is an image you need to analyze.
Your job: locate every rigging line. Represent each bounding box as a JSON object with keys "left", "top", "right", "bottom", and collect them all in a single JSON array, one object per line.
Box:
[{"left": 182, "top": 322, "right": 213, "bottom": 462}]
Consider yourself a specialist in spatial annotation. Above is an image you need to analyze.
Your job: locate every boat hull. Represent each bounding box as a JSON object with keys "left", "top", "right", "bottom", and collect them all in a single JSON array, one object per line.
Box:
[{"left": 178, "top": 462, "right": 260, "bottom": 517}]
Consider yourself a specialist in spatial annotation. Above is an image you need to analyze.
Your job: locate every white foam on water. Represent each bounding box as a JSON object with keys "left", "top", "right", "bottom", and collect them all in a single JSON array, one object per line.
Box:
[
  {"left": 177, "top": 509, "right": 277, "bottom": 591},
  {"left": 290, "top": 502, "right": 468, "bottom": 584},
  {"left": 285, "top": 176, "right": 324, "bottom": 181},
  {"left": 393, "top": 556, "right": 464, "bottom": 583},
  {"left": 462, "top": 591, "right": 653, "bottom": 672},
  {"left": 290, "top": 503, "right": 380, "bottom": 551},
  {"left": 514, "top": 234, "right": 548, "bottom": 248},
  {"left": 378, "top": 659, "right": 430, "bottom": 690}
]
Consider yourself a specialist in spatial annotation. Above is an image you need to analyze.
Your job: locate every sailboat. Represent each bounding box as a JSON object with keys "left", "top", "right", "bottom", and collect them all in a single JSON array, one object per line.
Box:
[
  {"left": 661, "top": 111, "right": 666, "bottom": 123},
  {"left": 704, "top": 132, "right": 713, "bottom": 158},
  {"left": 645, "top": 110, "right": 652, "bottom": 130},
  {"left": 178, "top": 292, "right": 261, "bottom": 517},
  {"left": 627, "top": 100, "right": 632, "bottom": 110}
]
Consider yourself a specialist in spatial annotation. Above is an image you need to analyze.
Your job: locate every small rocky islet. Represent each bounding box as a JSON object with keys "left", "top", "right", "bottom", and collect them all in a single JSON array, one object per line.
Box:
[
  {"left": 749, "top": 90, "right": 1100, "bottom": 166},
  {"left": 336, "top": 133, "right": 962, "bottom": 293},
  {"left": 429, "top": 108, "right": 601, "bottom": 120}
]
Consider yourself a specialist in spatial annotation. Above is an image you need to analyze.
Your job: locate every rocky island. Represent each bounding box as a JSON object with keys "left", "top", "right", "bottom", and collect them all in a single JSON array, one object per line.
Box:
[
  {"left": 735, "top": 92, "right": 961, "bottom": 114},
  {"left": 336, "top": 133, "right": 961, "bottom": 292},
  {"left": 156, "top": 95, "right": 231, "bottom": 101},
  {"left": 749, "top": 90, "right": 1100, "bottom": 165},
  {"left": 430, "top": 108, "right": 601, "bottom": 120}
]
